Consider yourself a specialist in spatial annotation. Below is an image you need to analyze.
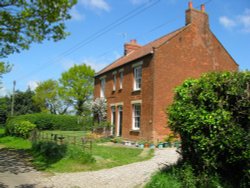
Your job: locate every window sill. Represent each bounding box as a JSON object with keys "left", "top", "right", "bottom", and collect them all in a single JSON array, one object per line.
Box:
[
  {"left": 130, "top": 129, "right": 140, "bottom": 133},
  {"left": 132, "top": 89, "right": 141, "bottom": 94}
]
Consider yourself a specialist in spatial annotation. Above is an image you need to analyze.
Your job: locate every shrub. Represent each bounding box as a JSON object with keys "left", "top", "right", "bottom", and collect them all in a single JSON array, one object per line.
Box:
[
  {"left": 32, "top": 141, "right": 67, "bottom": 167},
  {"left": 5, "top": 120, "right": 36, "bottom": 138},
  {"left": 168, "top": 71, "right": 250, "bottom": 186},
  {"left": 6, "top": 113, "right": 93, "bottom": 131}
]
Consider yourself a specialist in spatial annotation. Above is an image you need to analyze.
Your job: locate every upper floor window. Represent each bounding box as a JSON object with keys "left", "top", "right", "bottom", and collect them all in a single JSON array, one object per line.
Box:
[
  {"left": 100, "top": 78, "right": 105, "bottom": 98},
  {"left": 133, "top": 66, "right": 142, "bottom": 91},
  {"left": 113, "top": 74, "right": 116, "bottom": 91},
  {"left": 119, "top": 71, "right": 123, "bottom": 89}
]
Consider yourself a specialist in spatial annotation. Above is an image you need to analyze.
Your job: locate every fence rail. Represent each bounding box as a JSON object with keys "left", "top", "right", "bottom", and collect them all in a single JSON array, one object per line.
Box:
[{"left": 30, "top": 130, "right": 93, "bottom": 151}]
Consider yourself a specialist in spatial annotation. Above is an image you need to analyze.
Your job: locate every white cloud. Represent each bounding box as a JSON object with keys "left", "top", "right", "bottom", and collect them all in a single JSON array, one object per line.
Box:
[
  {"left": 27, "top": 81, "right": 38, "bottom": 91},
  {"left": 220, "top": 9, "right": 250, "bottom": 33},
  {"left": 238, "top": 9, "right": 250, "bottom": 33},
  {"left": 80, "top": 0, "right": 110, "bottom": 12},
  {"left": 70, "top": 6, "right": 85, "bottom": 21},
  {"left": 219, "top": 16, "right": 236, "bottom": 28}
]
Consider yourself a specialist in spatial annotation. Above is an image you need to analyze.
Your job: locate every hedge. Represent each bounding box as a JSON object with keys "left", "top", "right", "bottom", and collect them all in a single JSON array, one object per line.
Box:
[
  {"left": 6, "top": 113, "right": 93, "bottom": 131},
  {"left": 168, "top": 71, "right": 250, "bottom": 187}
]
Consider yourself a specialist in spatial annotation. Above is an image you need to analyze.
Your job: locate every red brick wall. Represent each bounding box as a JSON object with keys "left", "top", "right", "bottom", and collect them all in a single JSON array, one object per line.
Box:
[
  {"left": 152, "top": 24, "right": 238, "bottom": 141},
  {"left": 94, "top": 55, "right": 155, "bottom": 141},
  {"left": 94, "top": 8, "right": 238, "bottom": 142}
]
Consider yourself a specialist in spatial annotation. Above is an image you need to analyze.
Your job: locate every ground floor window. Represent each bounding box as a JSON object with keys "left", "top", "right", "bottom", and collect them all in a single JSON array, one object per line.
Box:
[{"left": 132, "top": 103, "right": 141, "bottom": 130}]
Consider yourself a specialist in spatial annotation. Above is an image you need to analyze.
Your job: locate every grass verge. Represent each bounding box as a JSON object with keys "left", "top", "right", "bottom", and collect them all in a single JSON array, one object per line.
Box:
[{"left": 0, "top": 128, "right": 154, "bottom": 173}]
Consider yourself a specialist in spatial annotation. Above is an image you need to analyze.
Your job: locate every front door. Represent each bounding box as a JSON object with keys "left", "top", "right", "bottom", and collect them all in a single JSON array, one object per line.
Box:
[{"left": 117, "top": 106, "right": 123, "bottom": 136}]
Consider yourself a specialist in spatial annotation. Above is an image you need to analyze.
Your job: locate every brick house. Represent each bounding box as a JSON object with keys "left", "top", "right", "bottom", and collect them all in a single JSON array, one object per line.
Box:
[{"left": 94, "top": 2, "right": 238, "bottom": 141}]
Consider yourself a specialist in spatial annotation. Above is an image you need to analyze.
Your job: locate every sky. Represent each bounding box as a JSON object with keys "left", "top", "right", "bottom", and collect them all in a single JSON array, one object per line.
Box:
[{"left": 1, "top": 0, "right": 250, "bottom": 96}]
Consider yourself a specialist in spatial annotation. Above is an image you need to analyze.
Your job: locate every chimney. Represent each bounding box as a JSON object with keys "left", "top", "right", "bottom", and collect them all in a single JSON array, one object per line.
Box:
[
  {"left": 124, "top": 39, "right": 141, "bottom": 55},
  {"left": 188, "top": 1, "right": 193, "bottom": 9},
  {"left": 185, "top": 1, "right": 209, "bottom": 32}
]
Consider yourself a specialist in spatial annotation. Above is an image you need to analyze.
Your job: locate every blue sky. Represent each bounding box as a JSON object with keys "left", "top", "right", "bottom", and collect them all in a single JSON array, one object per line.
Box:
[{"left": 1, "top": 0, "right": 250, "bottom": 96}]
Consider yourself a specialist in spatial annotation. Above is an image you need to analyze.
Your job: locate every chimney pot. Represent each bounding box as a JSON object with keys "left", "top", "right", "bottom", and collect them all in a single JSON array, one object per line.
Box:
[
  {"left": 188, "top": 1, "right": 193, "bottom": 9},
  {"left": 201, "top": 4, "right": 205, "bottom": 12}
]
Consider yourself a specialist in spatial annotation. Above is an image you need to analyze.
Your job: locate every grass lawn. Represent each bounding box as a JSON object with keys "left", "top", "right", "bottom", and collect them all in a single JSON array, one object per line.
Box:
[
  {"left": 42, "top": 130, "right": 86, "bottom": 138},
  {"left": 0, "top": 128, "right": 154, "bottom": 173},
  {"left": 49, "top": 144, "right": 154, "bottom": 172}
]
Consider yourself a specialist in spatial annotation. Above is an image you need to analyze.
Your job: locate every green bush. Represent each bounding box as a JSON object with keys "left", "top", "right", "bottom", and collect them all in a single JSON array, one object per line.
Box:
[
  {"left": 32, "top": 141, "right": 67, "bottom": 168},
  {"left": 168, "top": 71, "right": 250, "bottom": 187},
  {"left": 5, "top": 120, "right": 36, "bottom": 138},
  {"left": 6, "top": 113, "right": 93, "bottom": 131}
]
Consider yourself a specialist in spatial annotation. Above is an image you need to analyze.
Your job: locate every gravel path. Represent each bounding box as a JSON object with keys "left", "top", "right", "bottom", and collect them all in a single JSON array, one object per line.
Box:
[
  {"left": 38, "top": 148, "right": 179, "bottom": 188},
  {"left": 0, "top": 147, "right": 47, "bottom": 188}
]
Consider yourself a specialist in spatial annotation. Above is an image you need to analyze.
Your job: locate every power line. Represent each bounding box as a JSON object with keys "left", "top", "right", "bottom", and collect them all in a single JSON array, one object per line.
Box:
[
  {"left": 15, "top": 0, "right": 213, "bottom": 83},
  {"left": 15, "top": 0, "right": 161, "bottom": 81}
]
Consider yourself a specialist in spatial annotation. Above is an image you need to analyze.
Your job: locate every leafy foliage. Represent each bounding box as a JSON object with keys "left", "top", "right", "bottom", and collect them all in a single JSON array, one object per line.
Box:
[
  {"left": 6, "top": 113, "right": 92, "bottom": 131},
  {"left": 0, "top": 88, "right": 41, "bottom": 124},
  {"left": 0, "top": 0, "right": 77, "bottom": 58},
  {"left": 34, "top": 79, "right": 70, "bottom": 114},
  {"left": 59, "top": 64, "right": 95, "bottom": 115},
  {"left": 32, "top": 141, "right": 67, "bottom": 168},
  {"left": 5, "top": 120, "right": 36, "bottom": 138},
  {"left": 168, "top": 71, "right": 250, "bottom": 186},
  {"left": 91, "top": 97, "right": 107, "bottom": 123}
]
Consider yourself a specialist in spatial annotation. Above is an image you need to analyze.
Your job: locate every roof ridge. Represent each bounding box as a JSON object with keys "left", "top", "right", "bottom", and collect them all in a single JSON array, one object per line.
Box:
[{"left": 95, "top": 25, "right": 189, "bottom": 76}]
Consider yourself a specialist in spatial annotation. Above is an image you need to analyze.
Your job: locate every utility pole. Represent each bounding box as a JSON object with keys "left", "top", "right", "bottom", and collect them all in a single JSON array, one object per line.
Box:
[{"left": 11, "top": 80, "right": 16, "bottom": 116}]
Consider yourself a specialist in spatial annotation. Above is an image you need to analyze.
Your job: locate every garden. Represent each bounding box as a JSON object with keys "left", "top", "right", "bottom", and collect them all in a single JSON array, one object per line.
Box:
[{"left": 0, "top": 113, "right": 154, "bottom": 173}]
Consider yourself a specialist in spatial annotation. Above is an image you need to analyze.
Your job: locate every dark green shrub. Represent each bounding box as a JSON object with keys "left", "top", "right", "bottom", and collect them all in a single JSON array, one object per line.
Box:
[
  {"left": 5, "top": 120, "right": 36, "bottom": 138},
  {"left": 168, "top": 71, "right": 250, "bottom": 187},
  {"left": 7, "top": 113, "right": 93, "bottom": 131},
  {"left": 32, "top": 141, "right": 67, "bottom": 167}
]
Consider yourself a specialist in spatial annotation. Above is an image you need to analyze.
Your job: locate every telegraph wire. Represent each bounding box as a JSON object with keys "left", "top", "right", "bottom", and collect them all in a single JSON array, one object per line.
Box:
[
  {"left": 15, "top": 0, "right": 213, "bottom": 82},
  {"left": 15, "top": 0, "right": 161, "bottom": 81}
]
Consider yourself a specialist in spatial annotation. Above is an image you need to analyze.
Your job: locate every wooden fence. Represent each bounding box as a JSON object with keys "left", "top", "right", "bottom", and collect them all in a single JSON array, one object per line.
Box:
[{"left": 30, "top": 130, "right": 93, "bottom": 151}]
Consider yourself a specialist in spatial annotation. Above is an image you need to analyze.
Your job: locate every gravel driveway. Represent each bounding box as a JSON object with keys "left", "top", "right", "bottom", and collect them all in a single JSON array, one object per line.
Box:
[
  {"left": 0, "top": 147, "right": 179, "bottom": 188},
  {"left": 38, "top": 148, "right": 179, "bottom": 188}
]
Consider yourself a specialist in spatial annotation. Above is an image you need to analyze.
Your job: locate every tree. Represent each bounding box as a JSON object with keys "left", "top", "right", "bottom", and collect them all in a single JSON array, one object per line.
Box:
[
  {"left": 0, "top": 0, "right": 77, "bottom": 58},
  {"left": 0, "top": 62, "right": 11, "bottom": 88},
  {"left": 59, "top": 64, "right": 95, "bottom": 115},
  {"left": 91, "top": 97, "right": 107, "bottom": 123},
  {"left": 168, "top": 71, "right": 250, "bottom": 186},
  {"left": 11, "top": 88, "right": 41, "bottom": 115},
  {"left": 0, "top": 88, "right": 41, "bottom": 123},
  {"left": 34, "top": 79, "right": 70, "bottom": 114}
]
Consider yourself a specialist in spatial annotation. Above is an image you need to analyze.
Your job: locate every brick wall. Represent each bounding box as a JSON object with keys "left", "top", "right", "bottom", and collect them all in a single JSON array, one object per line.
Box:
[
  {"left": 152, "top": 21, "right": 238, "bottom": 141},
  {"left": 94, "top": 55, "right": 155, "bottom": 141}
]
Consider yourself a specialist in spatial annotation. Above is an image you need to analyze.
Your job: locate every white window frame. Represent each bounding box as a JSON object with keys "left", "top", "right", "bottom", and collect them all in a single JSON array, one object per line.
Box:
[
  {"left": 133, "top": 66, "right": 142, "bottom": 91},
  {"left": 132, "top": 103, "right": 141, "bottom": 130},
  {"left": 113, "top": 74, "right": 116, "bottom": 91},
  {"left": 119, "top": 71, "right": 123, "bottom": 89},
  {"left": 117, "top": 105, "right": 123, "bottom": 136},
  {"left": 111, "top": 106, "right": 116, "bottom": 135},
  {"left": 100, "top": 78, "right": 106, "bottom": 98}
]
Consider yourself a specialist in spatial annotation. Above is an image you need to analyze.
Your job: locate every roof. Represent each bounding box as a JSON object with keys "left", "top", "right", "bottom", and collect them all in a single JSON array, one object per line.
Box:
[{"left": 96, "top": 26, "right": 189, "bottom": 76}]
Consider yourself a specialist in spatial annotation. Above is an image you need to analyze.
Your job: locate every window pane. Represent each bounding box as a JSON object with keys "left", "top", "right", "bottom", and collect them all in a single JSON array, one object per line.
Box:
[
  {"left": 133, "top": 104, "right": 141, "bottom": 129},
  {"left": 134, "top": 66, "right": 142, "bottom": 90}
]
